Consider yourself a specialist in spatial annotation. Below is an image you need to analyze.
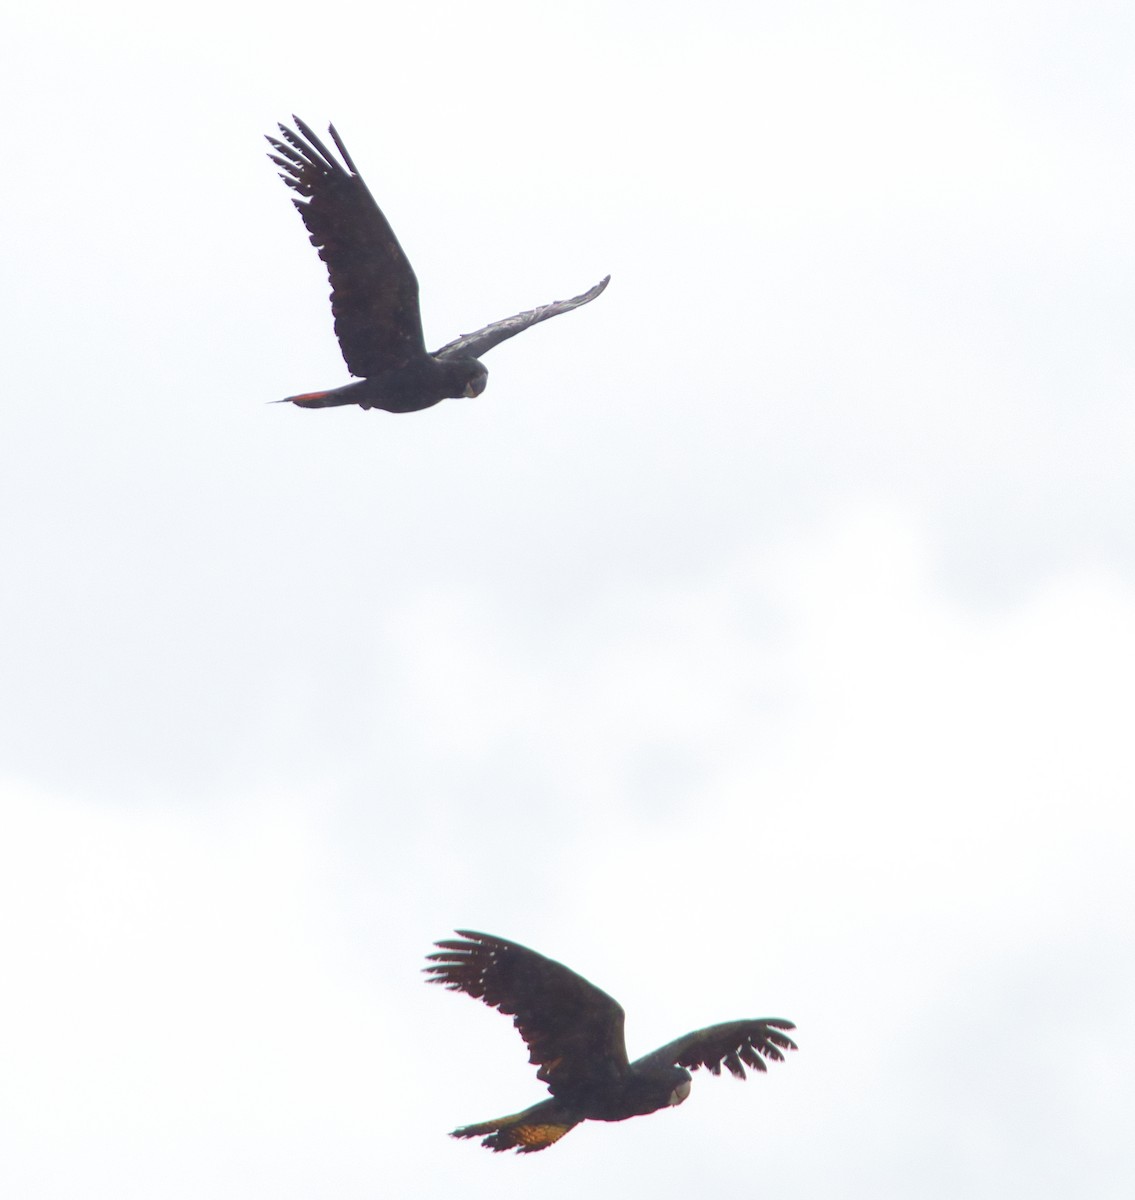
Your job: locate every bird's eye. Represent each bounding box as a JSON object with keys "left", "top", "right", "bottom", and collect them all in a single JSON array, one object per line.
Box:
[{"left": 669, "top": 1081, "right": 691, "bottom": 1106}]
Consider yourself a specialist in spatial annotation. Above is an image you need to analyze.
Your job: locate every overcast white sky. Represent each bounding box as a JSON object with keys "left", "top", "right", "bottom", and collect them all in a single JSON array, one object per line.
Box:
[{"left": 1, "top": 1, "right": 1133, "bottom": 1196}]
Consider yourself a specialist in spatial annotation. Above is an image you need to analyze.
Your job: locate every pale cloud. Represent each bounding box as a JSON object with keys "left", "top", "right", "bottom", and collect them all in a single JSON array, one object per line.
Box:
[{"left": 2, "top": 1, "right": 1133, "bottom": 1195}]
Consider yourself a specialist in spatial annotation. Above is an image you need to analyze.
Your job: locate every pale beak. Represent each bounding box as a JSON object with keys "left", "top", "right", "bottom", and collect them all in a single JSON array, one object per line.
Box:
[{"left": 669, "top": 1080, "right": 691, "bottom": 1106}]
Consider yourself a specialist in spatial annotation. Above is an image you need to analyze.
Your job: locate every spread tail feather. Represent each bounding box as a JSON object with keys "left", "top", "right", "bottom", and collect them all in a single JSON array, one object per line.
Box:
[{"left": 451, "top": 1100, "right": 579, "bottom": 1153}]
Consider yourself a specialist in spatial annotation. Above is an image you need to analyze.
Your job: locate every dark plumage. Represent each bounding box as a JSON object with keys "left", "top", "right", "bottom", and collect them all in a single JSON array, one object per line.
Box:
[
  {"left": 425, "top": 931, "right": 796, "bottom": 1153},
  {"left": 265, "top": 117, "right": 609, "bottom": 412}
]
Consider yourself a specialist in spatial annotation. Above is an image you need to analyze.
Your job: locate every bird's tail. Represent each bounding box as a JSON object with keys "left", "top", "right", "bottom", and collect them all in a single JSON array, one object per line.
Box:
[
  {"left": 273, "top": 388, "right": 353, "bottom": 408},
  {"left": 451, "top": 1099, "right": 579, "bottom": 1153},
  {"left": 271, "top": 379, "right": 378, "bottom": 408}
]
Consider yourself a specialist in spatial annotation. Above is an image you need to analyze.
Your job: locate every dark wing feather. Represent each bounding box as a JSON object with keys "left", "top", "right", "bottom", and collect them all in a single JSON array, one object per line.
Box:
[
  {"left": 432, "top": 276, "right": 610, "bottom": 361},
  {"left": 425, "top": 931, "right": 629, "bottom": 1097},
  {"left": 267, "top": 116, "right": 426, "bottom": 377},
  {"left": 632, "top": 1019, "right": 797, "bottom": 1079}
]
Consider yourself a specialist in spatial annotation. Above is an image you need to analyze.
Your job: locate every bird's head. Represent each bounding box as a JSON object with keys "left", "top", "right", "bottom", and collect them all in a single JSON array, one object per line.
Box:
[
  {"left": 647, "top": 1070, "right": 691, "bottom": 1104},
  {"left": 623, "top": 1062, "right": 694, "bottom": 1118},
  {"left": 463, "top": 364, "right": 484, "bottom": 398},
  {"left": 432, "top": 356, "right": 488, "bottom": 401},
  {"left": 666, "top": 1066, "right": 692, "bottom": 1106},
  {"left": 461, "top": 361, "right": 488, "bottom": 398}
]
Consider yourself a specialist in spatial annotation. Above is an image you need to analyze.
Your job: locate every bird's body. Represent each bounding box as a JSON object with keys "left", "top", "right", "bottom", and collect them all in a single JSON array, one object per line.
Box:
[
  {"left": 265, "top": 117, "right": 608, "bottom": 412},
  {"left": 282, "top": 360, "right": 485, "bottom": 412},
  {"left": 425, "top": 931, "right": 796, "bottom": 1153}
]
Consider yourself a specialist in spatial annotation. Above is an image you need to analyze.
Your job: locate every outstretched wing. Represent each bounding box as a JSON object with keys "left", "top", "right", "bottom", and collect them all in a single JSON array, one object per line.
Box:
[
  {"left": 433, "top": 276, "right": 610, "bottom": 361},
  {"left": 632, "top": 1019, "right": 797, "bottom": 1079},
  {"left": 267, "top": 117, "right": 426, "bottom": 378},
  {"left": 425, "top": 931, "right": 629, "bottom": 1097}
]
